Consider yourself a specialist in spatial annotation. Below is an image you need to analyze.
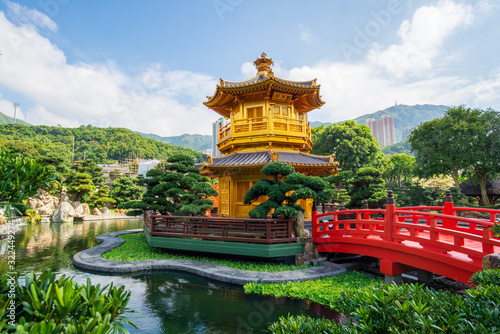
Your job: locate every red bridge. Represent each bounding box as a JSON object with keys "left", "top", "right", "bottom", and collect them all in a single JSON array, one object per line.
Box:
[{"left": 312, "top": 191, "right": 500, "bottom": 285}]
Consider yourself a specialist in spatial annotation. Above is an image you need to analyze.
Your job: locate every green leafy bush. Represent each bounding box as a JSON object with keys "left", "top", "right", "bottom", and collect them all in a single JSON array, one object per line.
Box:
[
  {"left": 471, "top": 268, "right": 500, "bottom": 287},
  {"left": 248, "top": 273, "right": 500, "bottom": 333},
  {"left": 0, "top": 270, "right": 137, "bottom": 333},
  {"left": 269, "top": 314, "right": 347, "bottom": 334}
]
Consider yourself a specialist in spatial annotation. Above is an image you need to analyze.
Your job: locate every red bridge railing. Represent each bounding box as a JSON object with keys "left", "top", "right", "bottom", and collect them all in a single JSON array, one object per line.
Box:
[
  {"left": 313, "top": 190, "right": 500, "bottom": 285},
  {"left": 145, "top": 212, "right": 296, "bottom": 244}
]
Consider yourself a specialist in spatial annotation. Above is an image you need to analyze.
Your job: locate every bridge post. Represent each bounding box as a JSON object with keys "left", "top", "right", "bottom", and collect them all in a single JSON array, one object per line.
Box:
[
  {"left": 311, "top": 202, "right": 317, "bottom": 241},
  {"left": 385, "top": 190, "right": 395, "bottom": 242},
  {"left": 443, "top": 190, "right": 455, "bottom": 229}
]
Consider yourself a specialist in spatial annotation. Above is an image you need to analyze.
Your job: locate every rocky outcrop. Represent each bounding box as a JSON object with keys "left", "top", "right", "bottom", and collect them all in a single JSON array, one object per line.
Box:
[
  {"left": 72, "top": 201, "right": 84, "bottom": 216},
  {"left": 82, "top": 203, "right": 91, "bottom": 215},
  {"left": 92, "top": 208, "right": 102, "bottom": 216},
  {"left": 294, "top": 212, "right": 305, "bottom": 238},
  {"left": 52, "top": 202, "right": 76, "bottom": 223},
  {"left": 28, "top": 190, "right": 59, "bottom": 216},
  {"left": 483, "top": 253, "right": 500, "bottom": 270},
  {"left": 101, "top": 207, "right": 112, "bottom": 215}
]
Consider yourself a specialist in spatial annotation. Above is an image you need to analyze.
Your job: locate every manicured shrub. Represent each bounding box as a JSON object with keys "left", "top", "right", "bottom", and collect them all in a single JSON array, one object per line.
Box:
[
  {"left": 247, "top": 273, "right": 500, "bottom": 333},
  {"left": 0, "top": 270, "right": 137, "bottom": 333},
  {"left": 269, "top": 314, "right": 348, "bottom": 334},
  {"left": 471, "top": 268, "right": 500, "bottom": 287}
]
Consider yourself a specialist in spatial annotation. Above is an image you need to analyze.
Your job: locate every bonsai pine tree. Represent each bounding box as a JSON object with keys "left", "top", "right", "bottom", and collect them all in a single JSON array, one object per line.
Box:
[
  {"left": 243, "top": 161, "right": 335, "bottom": 219},
  {"left": 66, "top": 172, "right": 95, "bottom": 203},
  {"left": 110, "top": 175, "right": 145, "bottom": 206},
  {"left": 121, "top": 154, "right": 217, "bottom": 216}
]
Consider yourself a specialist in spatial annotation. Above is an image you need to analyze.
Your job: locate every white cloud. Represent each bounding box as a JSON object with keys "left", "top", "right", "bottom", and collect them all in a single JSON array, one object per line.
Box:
[
  {"left": 368, "top": 0, "right": 473, "bottom": 78},
  {"left": 3, "top": 0, "right": 57, "bottom": 32},
  {"left": 298, "top": 24, "right": 314, "bottom": 44},
  {"left": 0, "top": 0, "right": 498, "bottom": 140},
  {"left": 0, "top": 10, "right": 218, "bottom": 136}
]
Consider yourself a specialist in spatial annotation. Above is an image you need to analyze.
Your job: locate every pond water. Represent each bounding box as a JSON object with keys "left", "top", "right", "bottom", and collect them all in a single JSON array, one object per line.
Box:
[{"left": 0, "top": 219, "right": 336, "bottom": 333}]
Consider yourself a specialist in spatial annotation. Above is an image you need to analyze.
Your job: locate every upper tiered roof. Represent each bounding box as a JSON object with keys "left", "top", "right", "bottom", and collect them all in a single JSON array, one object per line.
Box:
[{"left": 204, "top": 53, "right": 325, "bottom": 118}]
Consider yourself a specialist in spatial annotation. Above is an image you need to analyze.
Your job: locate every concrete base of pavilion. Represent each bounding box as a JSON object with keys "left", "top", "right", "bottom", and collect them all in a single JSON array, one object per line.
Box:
[{"left": 73, "top": 230, "right": 346, "bottom": 285}]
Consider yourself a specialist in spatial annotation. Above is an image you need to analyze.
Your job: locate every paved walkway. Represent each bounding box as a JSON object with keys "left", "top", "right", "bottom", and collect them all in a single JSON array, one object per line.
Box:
[{"left": 73, "top": 230, "right": 346, "bottom": 285}]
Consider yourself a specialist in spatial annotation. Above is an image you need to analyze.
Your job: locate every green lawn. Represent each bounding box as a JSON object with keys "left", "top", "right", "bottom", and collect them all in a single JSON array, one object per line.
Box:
[{"left": 102, "top": 232, "right": 313, "bottom": 272}]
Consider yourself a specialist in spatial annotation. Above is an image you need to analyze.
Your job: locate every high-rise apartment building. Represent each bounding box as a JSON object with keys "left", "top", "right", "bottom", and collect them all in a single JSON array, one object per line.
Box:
[
  {"left": 365, "top": 118, "right": 379, "bottom": 142},
  {"left": 211, "top": 117, "right": 226, "bottom": 156},
  {"left": 378, "top": 114, "right": 395, "bottom": 148}
]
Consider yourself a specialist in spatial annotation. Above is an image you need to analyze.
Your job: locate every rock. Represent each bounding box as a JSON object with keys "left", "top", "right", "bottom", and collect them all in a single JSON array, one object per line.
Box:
[
  {"left": 92, "top": 208, "right": 102, "bottom": 216},
  {"left": 38, "top": 205, "right": 55, "bottom": 216},
  {"left": 294, "top": 211, "right": 305, "bottom": 238},
  {"left": 72, "top": 201, "right": 84, "bottom": 215},
  {"left": 303, "top": 229, "right": 311, "bottom": 238},
  {"left": 52, "top": 202, "right": 76, "bottom": 223},
  {"left": 81, "top": 204, "right": 91, "bottom": 215},
  {"left": 464, "top": 211, "right": 485, "bottom": 219},
  {"left": 101, "top": 207, "right": 112, "bottom": 215},
  {"left": 59, "top": 192, "right": 70, "bottom": 203},
  {"left": 483, "top": 253, "right": 500, "bottom": 270}
]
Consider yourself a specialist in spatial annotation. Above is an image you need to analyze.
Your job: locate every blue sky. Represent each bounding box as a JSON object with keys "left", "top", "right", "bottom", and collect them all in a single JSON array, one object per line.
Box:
[{"left": 0, "top": 0, "right": 499, "bottom": 136}]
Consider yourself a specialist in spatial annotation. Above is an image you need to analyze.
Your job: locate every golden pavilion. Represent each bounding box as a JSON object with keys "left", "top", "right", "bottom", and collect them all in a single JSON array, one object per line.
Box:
[{"left": 201, "top": 53, "right": 340, "bottom": 218}]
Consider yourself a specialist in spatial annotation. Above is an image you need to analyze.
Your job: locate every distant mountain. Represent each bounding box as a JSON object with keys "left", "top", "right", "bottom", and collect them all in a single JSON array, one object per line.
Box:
[
  {"left": 135, "top": 132, "right": 212, "bottom": 151},
  {"left": 312, "top": 104, "right": 449, "bottom": 143},
  {"left": 0, "top": 110, "right": 30, "bottom": 126}
]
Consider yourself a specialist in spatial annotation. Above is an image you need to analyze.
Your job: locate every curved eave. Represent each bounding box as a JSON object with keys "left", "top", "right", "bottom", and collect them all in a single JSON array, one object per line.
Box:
[{"left": 204, "top": 77, "right": 323, "bottom": 117}]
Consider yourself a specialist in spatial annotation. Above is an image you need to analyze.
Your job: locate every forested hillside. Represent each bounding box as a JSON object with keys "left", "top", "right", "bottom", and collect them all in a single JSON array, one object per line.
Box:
[
  {"left": 135, "top": 132, "right": 211, "bottom": 151},
  {"left": 0, "top": 110, "right": 30, "bottom": 126},
  {"left": 0, "top": 124, "right": 206, "bottom": 164},
  {"left": 311, "top": 104, "right": 449, "bottom": 143}
]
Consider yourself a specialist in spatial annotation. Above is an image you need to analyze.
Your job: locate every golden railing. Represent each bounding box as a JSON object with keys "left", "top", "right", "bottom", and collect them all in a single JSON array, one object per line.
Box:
[{"left": 219, "top": 117, "right": 308, "bottom": 141}]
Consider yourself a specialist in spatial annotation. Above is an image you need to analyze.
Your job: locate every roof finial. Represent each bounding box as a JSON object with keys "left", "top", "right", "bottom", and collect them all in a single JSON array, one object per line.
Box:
[{"left": 254, "top": 53, "right": 274, "bottom": 78}]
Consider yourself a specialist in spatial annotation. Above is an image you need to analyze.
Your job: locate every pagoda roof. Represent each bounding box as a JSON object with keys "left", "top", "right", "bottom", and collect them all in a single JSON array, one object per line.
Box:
[
  {"left": 200, "top": 150, "right": 339, "bottom": 176},
  {"left": 204, "top": 53, "right": 325, "bottom": 118}
]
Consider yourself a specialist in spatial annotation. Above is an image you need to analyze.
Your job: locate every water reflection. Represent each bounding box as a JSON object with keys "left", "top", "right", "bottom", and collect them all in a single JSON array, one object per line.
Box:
[{"left": 0, "top": 220, "right": 336, "bottom": 333}]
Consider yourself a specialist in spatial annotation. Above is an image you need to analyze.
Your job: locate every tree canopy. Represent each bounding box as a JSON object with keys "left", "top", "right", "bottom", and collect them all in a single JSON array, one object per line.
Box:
[
  {"left": 122, "top": 154, "right": 217, "bottom": 216},
  {"left": 243, "top": 161, "right": 335, "bottom": 218},
  {"left": 311, "top": 121, "right": 384, "bottom": 173},
  {"left": 409, "top": 106, "right": 500, "bottom": 205},
  {"left": 0, "top": 151, "right": 55, "bottom": 214},
  {"left": 0, "top": 123, "right": 205, "bottom": 164}
]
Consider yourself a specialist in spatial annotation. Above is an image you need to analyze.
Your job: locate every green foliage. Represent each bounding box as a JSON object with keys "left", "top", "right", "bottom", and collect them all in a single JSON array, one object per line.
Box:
[
  {"left": 90, "top": 185, "right": 116, "bottom": 208},
  {"left": 110, "top": 176, "right": 145, "bottom": 206},
  {"left": 66, "top": 172, "right": 95, "bottom": 203},
  {"left": 25, "top": 208, "right": 42, "bottom": 224},
  {"left": 244, "top": 162, "right": 334, "bottom": 218},
  {"left": 311, "top": 121, "right": 384, "bottom": 173},
  {"left": 269, "top": 314, "right": 345, "bottom": 334},
  {"left": 352, "top": 104, "right": 449, "bottom": 142},
  {"left": 409, "top": 106, "right": 500, "bottom": 205},
  {"left": 381, "top": 141, "right": 413, "bottom": 156},
  {"left": 388, "top": 181, "right": 444, "bottom": 207},
  {"left": 0, "top": 151, "right": 55, "bottom": 218},
  {"left": 103, "top": 233, "right": 312, "bottom": 271},
  {"left": 0, "top": 123, "right": 205, "bottom": 164},
  {"left": 346, "top": 167, "right": 386, "bottom": 208},
  {"left": 0, "top": 269, "right": 137, "bottom": 333},
  {"left": 471, "top": 269, "right": 500, "bottom": 287},
  {"left": 492, "top": 223, "right": 500, "bottom": 238},
  {"left": 123, "top": 154, "right": 217, "bottom": 216},
  {"left": 383, "top": 153, "right": 415, "bottom": 187},
  {"left": 135, "top": 131, "right": 212, "bottom": 151},
  {"left": 257, "top": 277, "right": 500, "bottom": 334},
  {"left": 244, "top": 271, "right": 380, "bottom": 309}
]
